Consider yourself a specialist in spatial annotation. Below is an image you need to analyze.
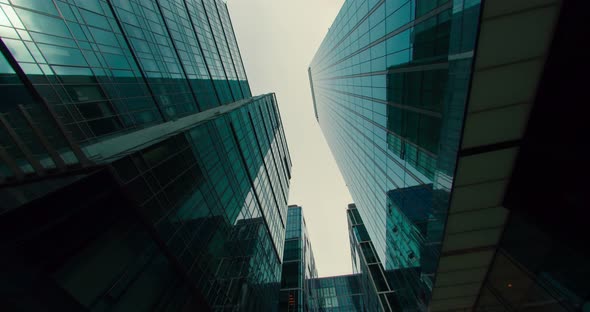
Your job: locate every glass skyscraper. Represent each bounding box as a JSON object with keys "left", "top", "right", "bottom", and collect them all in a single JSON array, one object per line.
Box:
[
  {"left": 309, "top": 0, "right": 482, "bottom": 308},
  {"left": 2, "top": 0, "right": 587, "bottom": 311},
  {"left": 0, "top": 1, "right": 293, "bottom": 311},
  {"left": 279, "top": 205, "right": 318, "bottom": 312},
  {"left": 348, "top": 203, "right": 401, "bottom": 311},
  {"left": 0, "top": 0, "right": 251, "bottom": 180},
  {"left": 310, "top": 0, "right": 585, "bottom": 311},
  {"left": 280, "top": 205, "right": 366, "bottom": 312}
]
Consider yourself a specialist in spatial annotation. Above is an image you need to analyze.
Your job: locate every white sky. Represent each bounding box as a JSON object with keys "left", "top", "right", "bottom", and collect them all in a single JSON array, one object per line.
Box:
[{"left": 226, "top": 0, "right": 352, "bottom": 277}]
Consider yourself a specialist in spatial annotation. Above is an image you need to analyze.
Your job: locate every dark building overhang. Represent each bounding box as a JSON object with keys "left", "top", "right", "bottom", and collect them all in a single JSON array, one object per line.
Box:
[{"left": 429, "top": 0, "right": 568, "bottom": 310}]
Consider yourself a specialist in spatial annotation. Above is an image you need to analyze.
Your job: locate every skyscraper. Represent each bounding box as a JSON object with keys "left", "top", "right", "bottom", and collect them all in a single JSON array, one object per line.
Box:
[
  {"left": 348, "top": 203, "right": 402, "bottom": 311},
  {"left": 310, "top": 0, "right": 587, "bottom": 310},
  {"left": 0, "top": 92, "right": 292, "bottom": 311},
  {"left": 282, "top": 205, "right": 366, "bottom": 312},
  {"left": 0, "top": 0, "right": 251, "bottom": 182},
  {"left": 0, "top": 1, "right": 293, "bottom": 311},
  {"left": 279, "top": 205, "right": 318, "bottom": 312},
  {"left": 309, "top": 0, "right": 483, "bottom": 308}
]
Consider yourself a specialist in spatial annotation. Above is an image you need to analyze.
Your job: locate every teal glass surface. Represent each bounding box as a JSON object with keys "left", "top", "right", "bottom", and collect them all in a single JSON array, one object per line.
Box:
[
  {"left": 279, "top": 206, "right": 318, "bottom": 312},
  {"left": 0, "top": 0, "right": 250, "bottom": 150},
  {"left": 309, "top": 0, "right": 483, "bottom": 309},
  {"left": 307, "top": 274, "right": 365, "bottom": 312},
  {"left": 1, "top": 0, "right": 284, "bottom": 310},
  {"left": 108, "top": 94, "right": 291, "bottom": 310}
]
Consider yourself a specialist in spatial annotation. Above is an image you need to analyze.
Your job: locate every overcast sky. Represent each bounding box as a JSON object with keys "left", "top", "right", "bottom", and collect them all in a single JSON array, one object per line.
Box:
[{"left": 226, "top": 0, "right": 352, "bottom": 277}]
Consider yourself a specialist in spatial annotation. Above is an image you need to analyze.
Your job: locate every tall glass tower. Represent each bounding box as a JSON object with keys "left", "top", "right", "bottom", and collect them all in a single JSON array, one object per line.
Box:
[
  {"left": 309, "top": 0, "right": 483, "bottom": 309},
  {"left": 282, "top": 205, "right": 365, "bottom": 312},
  {"left": 0, "top": 0, "right": 251, "bottom": 180},
  {"left": 310, "top": 0, "right": 583, "bottom": 311},
  {"left": 279, "top": 205, "right": 318, "bottom": 312},
  {"left": 0, "top": 1, "right": 293, "bottom": 311}
]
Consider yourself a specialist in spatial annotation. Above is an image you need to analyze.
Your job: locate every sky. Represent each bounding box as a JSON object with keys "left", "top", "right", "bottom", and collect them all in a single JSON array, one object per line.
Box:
[{"left": 226, "top": 0, "right": 352, "bottom": 277}]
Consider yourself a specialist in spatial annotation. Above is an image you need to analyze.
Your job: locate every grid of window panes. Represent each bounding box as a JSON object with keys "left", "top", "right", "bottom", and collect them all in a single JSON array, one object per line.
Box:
[
  {"left": 347, "top": 204, "right": 408, "bottom": 312},
  {"left": 303, "top": 213, "right": 319, "bottom": 312},
  {"left": 281, "top": 207, "right": 303, "bottom": 312},
  {"left": 108, "top": 94, "right": 290, "bottom": 310},
  {"left": 0, "top": 0, "right": 250, "bottom": 153},
  {"left": 384, "top": 185, "right": 426, "bottom": 273},
  {"left": 308, "top": 275, "right": 365, "bottom": 312},
  {"left": 285, "top": 206, "right": 302, "bottom": 239},
  {"left": 280, "top": 206, "right": 319, "bottom": 312},
  {"left": 0, "top": 49, "right": 79, "bottom": 176},
  {"left": 309, "top": 0, "right": 482, "bottom": 306}
]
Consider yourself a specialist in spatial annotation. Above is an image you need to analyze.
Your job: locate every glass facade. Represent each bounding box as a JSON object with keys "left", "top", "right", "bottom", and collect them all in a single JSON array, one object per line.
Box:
[
  {"left": 0, "top": 1, "right": 292, "bottom": 308},
  {"left": 1, "top": 93, "right": 292, "bottom": 311},
  {"left": 0, "top": 0, "right": 250, "bottom": 181},
  {"left": 309, "top": 0, "right": 482, "bottom": 308},
  {"left": 110, "top": 94, "right": 291, "bottom": 310},
  {"left": 348, "top": 203, "right": 416, "bottom": 311},
  {"left": 279, "top": 205, "right": 319, "bottom": 312},
  {"left": 307, "top": 274, "right": 365, "bottom": 312}
]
